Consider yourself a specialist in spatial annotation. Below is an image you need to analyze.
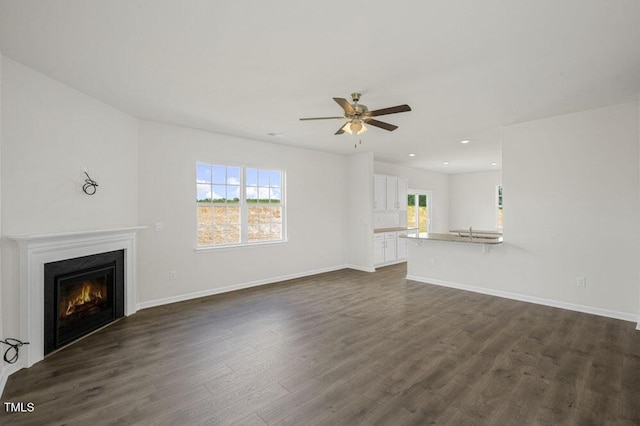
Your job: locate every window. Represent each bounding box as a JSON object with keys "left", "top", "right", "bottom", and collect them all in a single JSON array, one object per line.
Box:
[
  {"left": 196, "top": 163, "right": 285, "bottom": 247},
  {"left": 407, "top": 190, "right": 431, "bottom": 235},
  {"left": 496, "top": 185, "right": 503, "bottom": 229}
]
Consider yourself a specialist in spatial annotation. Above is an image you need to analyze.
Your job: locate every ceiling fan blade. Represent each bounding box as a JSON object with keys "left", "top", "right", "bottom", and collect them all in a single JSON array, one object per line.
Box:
[
  {"left": 334, "top": 124, "right": 346, "bottom": 135},
  {"left": 365, "top": 118, "right": 398, "bottom": 131},
  {"left": 333, "top": 98, "right": 355, "bottom": 115},
  {"left": 299, "top": 116, "right": 345, "bottom": 121},
  {"left": 366, "top": 104, "right": 412, "bottom": 117}
]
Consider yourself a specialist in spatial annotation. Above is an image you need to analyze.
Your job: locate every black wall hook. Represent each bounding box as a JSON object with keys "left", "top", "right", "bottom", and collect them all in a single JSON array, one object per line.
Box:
[{"left": 82, "top": 171, "right": 99, "bottom": 195}]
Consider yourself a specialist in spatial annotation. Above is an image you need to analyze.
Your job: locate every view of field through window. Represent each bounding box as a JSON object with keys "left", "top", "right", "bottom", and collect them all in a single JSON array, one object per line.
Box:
[
  {"left": 197, "top": 163, "right": 283, "bottom": 246},
  {"left": 407, "top": 194, "right": 428, "bottom": 233}
]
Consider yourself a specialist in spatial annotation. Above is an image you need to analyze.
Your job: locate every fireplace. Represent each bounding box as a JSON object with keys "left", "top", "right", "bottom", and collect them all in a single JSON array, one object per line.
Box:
[{"left": 44, "top": 250, "right": 125, "bottom": 355}]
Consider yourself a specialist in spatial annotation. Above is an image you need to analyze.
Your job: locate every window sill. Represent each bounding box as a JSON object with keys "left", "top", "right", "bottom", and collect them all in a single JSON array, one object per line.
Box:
[{"left": 195, "top": 239, "right": 288, "bottom": 253}]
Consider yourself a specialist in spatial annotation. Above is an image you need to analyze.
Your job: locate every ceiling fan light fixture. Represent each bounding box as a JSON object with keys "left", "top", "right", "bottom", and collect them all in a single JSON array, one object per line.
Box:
[{"left": 343, "top": 120, "right": 367, "bottom": 135}]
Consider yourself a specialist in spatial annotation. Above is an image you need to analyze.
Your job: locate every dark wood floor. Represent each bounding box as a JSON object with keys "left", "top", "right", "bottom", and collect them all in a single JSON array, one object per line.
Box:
[{"left": 2, "top": 263, "right": 640, "bottom": 425}]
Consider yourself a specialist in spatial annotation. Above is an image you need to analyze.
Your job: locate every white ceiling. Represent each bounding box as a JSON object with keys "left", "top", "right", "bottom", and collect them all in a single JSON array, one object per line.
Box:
[{"left": 1, "top": 0, "right": 638, "bottom": 173}]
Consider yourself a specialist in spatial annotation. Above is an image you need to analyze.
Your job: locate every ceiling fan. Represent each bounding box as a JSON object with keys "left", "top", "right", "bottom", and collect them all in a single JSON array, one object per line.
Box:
[{"left": 300, "top": 93, "right": 411, "bottom": 135}]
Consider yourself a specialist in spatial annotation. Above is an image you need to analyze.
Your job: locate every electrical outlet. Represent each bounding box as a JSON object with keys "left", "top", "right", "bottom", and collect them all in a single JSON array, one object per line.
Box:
[
  {"left": 155, "top": 222, "right": 163, "bottom": 232},
  {"left": 431, "top": 258, "right": 437, "bottom": 267},
  {"left": 170, "top": 271, "right": 177, "bottom": 280},
  {"left": 576, "top": 276, "right": 586, "bottom": 287}
]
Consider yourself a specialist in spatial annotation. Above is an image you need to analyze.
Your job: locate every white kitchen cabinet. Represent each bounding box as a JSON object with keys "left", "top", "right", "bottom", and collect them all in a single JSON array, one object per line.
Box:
[
  {"left": 385, "top": 177, "right": 398, "bottom": 210},
  {"left": 374, "top": 174, "right": 408, "bottom": 212},
  {"left": 397, "top": 177, "right": 408, "bottom": 212},
  {"left": 374, "top": 175, "right": 386, "bottom": 211},
  {"left": 373, "top": 234, "right": 385, "bottom": 265},
  {"left": 374, "top": 231, "right": 406, "bottom": 266},
  {"left": 384, "top": 232, "right": 397, "bottom": 263}
]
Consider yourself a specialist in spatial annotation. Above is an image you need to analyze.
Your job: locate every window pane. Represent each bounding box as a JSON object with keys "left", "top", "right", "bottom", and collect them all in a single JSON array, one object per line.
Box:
[
  {"left": 197, "top": 184, "right": 212, "bottom": 202},
  {"left": 198, "top": 206, "right": 213, "bottom": 226},
  {"left": 212, "top": 206, "right": 227, "bottom": 224},
  {"left": 212, "top": 185, "right": 226, "bottom": 202},
  {"left": 246, "top": 185, "right": 258, "bottom": 202},
  {"left": 196, "top": 163, "right": 212, "bottom": 184},
  {"left": 270, "top": 188, "right": 281, "bottom": 202},
  {"left": 227, "top": 185, "right": 240, "bottom": 203},
  {"left": 258, "top": 169, "right": 270, "bottom": 186},
  {"left": 270, "top": 207, "right": 282, "bottom": 222},
  {"left": 227, "top": 206, "right": 240, "bottom": 224},
  {"left": 198, "top": 225, "right": 214, "bottom": 246},
  {"left": 270, "top": 207, "right": 282, "bottom": 223},
  {"left": 228, "top": 224, "right": 240, "bottom": 244},
  {"left": 227, "top": 167, "right": 240, "bottom": 185},
  {"left": 270, "top": 170, "right": 281, "bottom": 187},
  {"left": 213, "top": 225, "right": 227, "bottom": 244},
  {"left": 212, "top": 166, "right": 227, "bottom": 184},
  {"left": 418, "top": 206, "right": 428, "bottom": 233},
  {"left": 197, "top": 205, "right": 214, "bottom": 245},
  {"left": 271, "top": 223, "right": 282, "bottom": 239},
  {"left": 248, "top": 206, "right": 260, "bottom": 223},
  {"left": 246, "top": 168, "right": 258, "bottom": 186},
  {"left": 258, "top": 187, "right": 270, "bottom": 201},
  {"left": 407, "top": 194, "right": 415, "bottom": 228},
  {"left": 248, "top": 224, "right": 259, "bottom": 241},
  {"left": 258, "top": 224, "right": 270, "bottom": 240}
]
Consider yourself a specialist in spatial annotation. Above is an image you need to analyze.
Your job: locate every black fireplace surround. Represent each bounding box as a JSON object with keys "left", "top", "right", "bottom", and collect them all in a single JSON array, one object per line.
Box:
[{"left": 44, "top": 250, "right": 125, "bottom": 355}]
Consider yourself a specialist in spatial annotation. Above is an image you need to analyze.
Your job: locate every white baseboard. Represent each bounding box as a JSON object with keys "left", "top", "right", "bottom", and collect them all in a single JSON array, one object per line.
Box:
[
  {"left": 0, "top": 368, "right": 6, "bottom": 399},
  {"left": 406, "top": 274, "right": 638, "bottom": 324},
  {"left": 137, "top": 264, "right": 351, "bottom": 310},
  {"left": 345, "top": 264, "right": 376, "bottom": 273},
  {"left": 374, "top": 259, "right": 407, "bottom": 269}
]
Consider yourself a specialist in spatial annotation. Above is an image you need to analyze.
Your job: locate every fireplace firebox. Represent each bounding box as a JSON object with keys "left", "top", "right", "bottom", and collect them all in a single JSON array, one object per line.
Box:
[{"left": 44, "top": 250, "right": 124, "bottom": 355}]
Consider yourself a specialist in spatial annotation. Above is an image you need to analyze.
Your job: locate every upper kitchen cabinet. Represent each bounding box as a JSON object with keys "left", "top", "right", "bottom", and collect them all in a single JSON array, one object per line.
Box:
[{"left": 374, "top": 174, "right": 408, "bottom": 212}]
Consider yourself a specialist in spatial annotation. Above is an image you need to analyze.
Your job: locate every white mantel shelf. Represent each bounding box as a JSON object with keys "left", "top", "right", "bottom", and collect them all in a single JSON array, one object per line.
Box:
[
  {"left": 9, "top": 226, "right": 146, "bottom": 368},
  {"left": 9, "top": 226, "right": 147, "bottom": 242}
]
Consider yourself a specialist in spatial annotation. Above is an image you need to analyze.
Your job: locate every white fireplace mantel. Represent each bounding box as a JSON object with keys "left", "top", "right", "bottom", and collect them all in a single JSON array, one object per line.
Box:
[{"left": 9, "top": 226, "right": 146, "bottom": 368}]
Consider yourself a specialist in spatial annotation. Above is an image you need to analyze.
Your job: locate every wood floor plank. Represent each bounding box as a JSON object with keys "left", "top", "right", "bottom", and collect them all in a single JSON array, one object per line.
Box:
[{"left": 1, "top": 263, "right": 639, "bottom": 425}]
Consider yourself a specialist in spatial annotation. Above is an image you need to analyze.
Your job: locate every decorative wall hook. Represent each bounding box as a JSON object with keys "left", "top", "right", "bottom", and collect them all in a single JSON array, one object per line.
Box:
[{"left": 82, "top": 171, "right": 99, "bottom": 195}]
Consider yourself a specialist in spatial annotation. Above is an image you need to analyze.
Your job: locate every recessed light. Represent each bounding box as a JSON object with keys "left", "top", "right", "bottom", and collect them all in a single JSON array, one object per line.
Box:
[
  {"left": 443, "top": 161, "right": 449, "bottom": 165},
  {"left": 460, "top": 140, "right": 470, "bottom": 144},
  {"left": 408, "top": 153, "right": 416, "bottom": 157},
  {"left": 491, "top": 162, "right": 497, "bottom": 166}
]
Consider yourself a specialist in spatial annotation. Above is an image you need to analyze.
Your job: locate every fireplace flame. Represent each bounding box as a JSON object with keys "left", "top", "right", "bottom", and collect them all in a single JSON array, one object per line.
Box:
[{"left": 62, "top": 281, "right": 105, "bottom": 317}]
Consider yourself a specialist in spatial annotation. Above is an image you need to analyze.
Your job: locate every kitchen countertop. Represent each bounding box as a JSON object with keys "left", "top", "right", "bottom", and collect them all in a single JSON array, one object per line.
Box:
[
  {"left": 374, "top": 227, "right": 418, "bottom": 233},
  {"left": 403, "top": 232, "right": 503, "bottom": 245},
  {"left": 449, "top": 229, "right": 503, "bottom": 236}
]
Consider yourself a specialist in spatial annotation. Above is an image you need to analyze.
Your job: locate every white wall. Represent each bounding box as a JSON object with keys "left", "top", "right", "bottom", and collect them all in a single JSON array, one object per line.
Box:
[
  {"left": 0, "top": 52, "right": 4, "bottom": 372},
  {"left": 374, "top": 161, "right": 450, "bottom": 233},
  {"left": 347, "top": 152, "right": 374, "bottom": 271},
  {"left": 0, "top": 57, "right": 139, "bottom": 341},
  {"left": 408, "top": 101, "right": 640, "bottom": 319},
  {"left": 449, "top": 170, "right": 502, "bottom": 231},
  {"left": 136, "top": 120, "right": 348, "bottom": 305}
]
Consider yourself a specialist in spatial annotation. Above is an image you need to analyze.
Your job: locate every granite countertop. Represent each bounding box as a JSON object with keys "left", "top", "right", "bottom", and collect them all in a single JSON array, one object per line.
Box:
[
  {"left": 449, "top": 229, "right": 503, "bottom": 236},
  {"left": 374, "top": 227, "right": 418, "bottom": 233},
  {"left": 403, "top": 232, "right": 503, "bottom": 245}
]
